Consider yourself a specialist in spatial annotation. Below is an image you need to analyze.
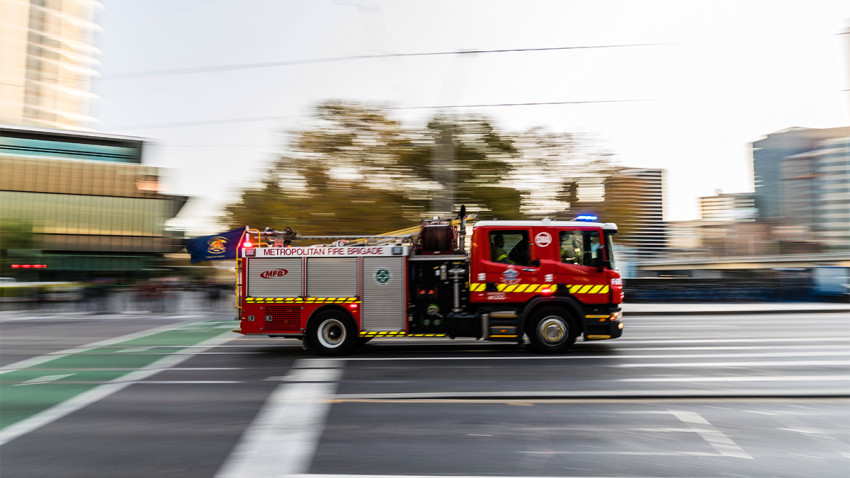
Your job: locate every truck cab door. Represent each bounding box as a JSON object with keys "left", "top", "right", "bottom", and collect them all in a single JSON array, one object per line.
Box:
[
  {"left": 473, "top": 229, "right": 543, "bottom": 302},
  {"left": 555, "top": 228, "right": 610, "bottom": 305}
]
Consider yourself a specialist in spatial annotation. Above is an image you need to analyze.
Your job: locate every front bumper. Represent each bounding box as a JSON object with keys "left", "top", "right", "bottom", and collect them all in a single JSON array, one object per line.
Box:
[{"left": 582, "top": 309, "right": 623, "bottom": 340}]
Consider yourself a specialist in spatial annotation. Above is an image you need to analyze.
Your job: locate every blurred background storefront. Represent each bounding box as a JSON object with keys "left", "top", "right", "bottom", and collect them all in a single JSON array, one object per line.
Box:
[{"left": 1, "top": 125, "right": 187, "bottom": 282}]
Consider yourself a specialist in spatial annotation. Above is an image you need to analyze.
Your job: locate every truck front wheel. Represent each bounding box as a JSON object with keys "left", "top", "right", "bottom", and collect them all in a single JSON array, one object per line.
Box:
[
  {"left": 307, "top": 309, "right": 357, "bottom": 356},
  {"left": 527, "top": 306, "right": 578, "bottom": 354}
]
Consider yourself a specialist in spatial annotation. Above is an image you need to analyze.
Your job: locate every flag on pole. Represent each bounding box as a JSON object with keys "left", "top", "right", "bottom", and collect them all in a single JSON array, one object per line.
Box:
[{"left": 187, "top": 227, "right": 246, "bottom": 263}]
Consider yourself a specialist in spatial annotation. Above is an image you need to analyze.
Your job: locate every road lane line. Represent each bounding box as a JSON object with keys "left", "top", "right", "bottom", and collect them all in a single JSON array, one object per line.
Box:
[
  {"left": 305, "top": 350, "right": 850, "bottom": 363},
  {"left": 292, "top": 473, "right": 720, "bottom": 478},
  {"left": 330, "top": 388, "right": 850, "bottom": 401},
  {"left": 621, "top": 375, "right": 850, "bottom": 382},
  {"left": 216, "top": 359, "right": 344, "bottom": 478},
  {"left": 14, "top": 374, "right": 74, "bottom": 386},
  {"left": 616, "top": 338, "right": 850, "bottom": 344},
  {"left": 670, "top": 410, "right": 752, "bottom": 459},
  {"left": 619, "top": 360, "right": 850, "bottom": 368},
  {"left": 521, "top": 450, "right": 720, "bottom": 456}
]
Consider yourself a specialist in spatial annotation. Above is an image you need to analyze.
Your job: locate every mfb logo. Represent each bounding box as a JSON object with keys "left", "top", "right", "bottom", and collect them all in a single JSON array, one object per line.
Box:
[
  {"left": 535, "top": 232, "right": 552, "bottom": 248},
  {"left": 260, "top": 269, "right": 288, "bottom": 279}
]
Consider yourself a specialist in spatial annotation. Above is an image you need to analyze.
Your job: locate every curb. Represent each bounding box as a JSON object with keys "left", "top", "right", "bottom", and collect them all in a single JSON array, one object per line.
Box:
[{"left": 622, "top": 304, "right": 850, "bottom": 316}]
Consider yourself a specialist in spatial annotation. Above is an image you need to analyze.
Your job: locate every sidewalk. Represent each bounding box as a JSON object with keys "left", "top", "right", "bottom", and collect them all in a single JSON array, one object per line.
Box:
[
  {"left": 0, "top": 290, "right": 233, "bottom": 319},
  {"left": 622, "top": 301, "right": 850, "bottom": 316},
  {"left": 3, "top": 292, "right": 849, "bottom": 319}
]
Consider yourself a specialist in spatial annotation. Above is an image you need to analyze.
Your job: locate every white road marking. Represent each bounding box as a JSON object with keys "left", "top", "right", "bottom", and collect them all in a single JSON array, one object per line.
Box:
[
  {"left": 616, "top": 338, "right": 850, "bottom": 344},
  {"left": 621, "top": 375, "right": 850, "bottom": 382},
  {"left": 606, "top": 344, "right": 850, "bottom": 351},
  {"left": 331, "top": 388, "right": 850, "bottom": 401},
  {"left": 670, "top": 410, "right": 752, "bottom": 459},
  {"left": 116, "top": 347, "right": 155, "bottom": 353},
  {"left": 135, "top": 381, "right": 240, "bottom": 385},
  {"left": 778, "top": 427, "right": 828, "bottom": 435},
  {"left": 521, "top": 451, "right": 721, "bottom": 456},
  {"left": 619, "top": 360, "right": 850, "bottom": 368},
  {"left": 610, "top": 351, "right": 850, "bottom": 359},
  {"left": 216, "top": 359, "right": 344, "bottom": 478},
  {"left": 14, "top": 374, "right": 74, "bottom": 386},
  {"left": 291, "top": 475, "right": 694, "bottom": 478},
  {"left": 279, "top": 368, "right": 344, "bottom": 382}
]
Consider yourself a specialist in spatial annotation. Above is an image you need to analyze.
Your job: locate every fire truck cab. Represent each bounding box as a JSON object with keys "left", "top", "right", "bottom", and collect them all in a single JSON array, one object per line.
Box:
[{"left": 235, "top": 216, "right": 623, "bottom": 355}]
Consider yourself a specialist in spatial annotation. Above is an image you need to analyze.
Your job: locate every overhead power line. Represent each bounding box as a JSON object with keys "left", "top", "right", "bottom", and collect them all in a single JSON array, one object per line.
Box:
[
  {"left": 388, "top": 98, "right": 658, "bottom": 109},
  {"left": 105, "top": 42, "right": 670, "bottom": 80},
  {"left": 107, "top": 99, "right": 656, "bottom": 130},
  {"left": 108, "top": 116, "right": 284, "bottom": 130}
]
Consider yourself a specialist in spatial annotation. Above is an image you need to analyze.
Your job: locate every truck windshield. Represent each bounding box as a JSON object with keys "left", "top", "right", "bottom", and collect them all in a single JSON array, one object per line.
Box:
[{"left": 604, "top": 232, "right": 617, "bottom": 271}]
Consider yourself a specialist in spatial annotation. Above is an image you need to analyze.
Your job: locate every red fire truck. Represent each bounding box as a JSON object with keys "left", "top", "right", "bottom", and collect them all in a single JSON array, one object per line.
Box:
[{"left": 234, "top": 213, "right": 623, "bottom": 355}]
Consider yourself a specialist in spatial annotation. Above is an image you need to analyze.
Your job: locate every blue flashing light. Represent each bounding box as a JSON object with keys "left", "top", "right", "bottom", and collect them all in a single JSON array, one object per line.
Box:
[{"left": 575, "top": 214, "right": 598, "bottom": 222}]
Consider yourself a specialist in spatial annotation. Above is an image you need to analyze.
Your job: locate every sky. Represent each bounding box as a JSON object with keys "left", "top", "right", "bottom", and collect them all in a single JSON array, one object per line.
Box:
[{"left": 92, "top": 0, "right": 850, "bottom": 234}]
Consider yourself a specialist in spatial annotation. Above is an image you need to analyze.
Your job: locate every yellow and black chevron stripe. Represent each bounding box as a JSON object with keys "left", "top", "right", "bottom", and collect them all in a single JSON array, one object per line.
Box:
[
  {"left": 469, "top": 283, "right": 557, "bottom": 293},
  {"left": 567, "top": 284, "right": 609, "bottom": 294},
  {"left": 245, "top": 297, "right": 360, "bottom": 304},
  {"left": 469, "top": 283, "right": 610, "bottom": 294},
  {"left": 359, "top": 331, "right": 447, "bottom": 338}
]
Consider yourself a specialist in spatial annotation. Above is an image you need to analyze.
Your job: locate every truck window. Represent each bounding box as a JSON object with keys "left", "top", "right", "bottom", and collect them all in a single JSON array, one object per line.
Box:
[
  {"left": 604, "top": 232, "right": 617, "bottom": 270},
  {"left": 560, "top": 230, "right": 601, "bottom": 267},
  {"left": 489, "top": 230, "right": 530, "bottom": 266}
]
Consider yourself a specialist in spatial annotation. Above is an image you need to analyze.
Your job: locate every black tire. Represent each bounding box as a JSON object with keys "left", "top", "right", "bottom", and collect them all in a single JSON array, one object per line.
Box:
[
  {"left": 526, "top": 306, "right": 578, "bottom": 354},
  {"left": 307, "top": 309, "right": 357, "bottom": 356}
]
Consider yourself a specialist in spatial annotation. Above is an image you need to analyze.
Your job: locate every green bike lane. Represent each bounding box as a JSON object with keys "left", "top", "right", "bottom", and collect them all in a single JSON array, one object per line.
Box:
[{"left": 0, "top": 320, "right": 236, "bottom": 445}]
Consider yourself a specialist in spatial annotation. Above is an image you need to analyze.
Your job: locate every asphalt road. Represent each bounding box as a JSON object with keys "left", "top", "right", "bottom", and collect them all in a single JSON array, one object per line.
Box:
[{"left": 1, "top": 307, "right": 848, "bottom": 477}]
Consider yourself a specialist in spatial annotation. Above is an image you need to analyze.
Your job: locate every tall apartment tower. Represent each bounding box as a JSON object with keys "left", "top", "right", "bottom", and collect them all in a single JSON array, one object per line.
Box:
[{"left": 0, "top": 0, "right": 100, "bottom": 131}]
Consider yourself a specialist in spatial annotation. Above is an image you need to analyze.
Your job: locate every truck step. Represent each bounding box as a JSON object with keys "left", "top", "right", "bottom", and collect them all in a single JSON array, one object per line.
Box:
[{"left": 488, "top": 325, "right": 518, "bottom": 339}]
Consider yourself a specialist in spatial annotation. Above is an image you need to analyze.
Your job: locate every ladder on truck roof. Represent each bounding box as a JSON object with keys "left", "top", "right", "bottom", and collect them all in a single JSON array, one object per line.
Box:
[{"left": 246, "top": 214, "right": 475, "bottom": 248}]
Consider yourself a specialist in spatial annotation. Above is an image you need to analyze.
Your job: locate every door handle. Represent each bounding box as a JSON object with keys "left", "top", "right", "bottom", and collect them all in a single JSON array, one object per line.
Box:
[{"left": 522, "top": 268, "right": 537, "bottom": 272}]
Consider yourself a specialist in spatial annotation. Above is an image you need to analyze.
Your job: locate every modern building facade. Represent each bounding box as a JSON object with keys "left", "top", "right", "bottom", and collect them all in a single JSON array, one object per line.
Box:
[
  {"left": 0, "top": 0, "right": 100, "bottom": 131},
  {"left": 1, "top": 125, "right": 187, "bottom": 280},
  {"left": 781, "top": 136, "right": 850, "bottom": 250},
  {"left": 699, "top": 192, "right": 757, "bottom": 222},
  {"left": 751, "top": 127, "right": 850, "bottom": 219}
]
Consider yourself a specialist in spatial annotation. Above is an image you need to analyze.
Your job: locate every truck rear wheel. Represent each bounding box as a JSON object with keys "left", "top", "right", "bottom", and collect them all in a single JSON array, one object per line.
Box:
[
  {"left": 527, "top": 306, "right": 577, "bottom": 354},
  {"left": 307, "top": 309, "right": 357, "bottom": 356}
]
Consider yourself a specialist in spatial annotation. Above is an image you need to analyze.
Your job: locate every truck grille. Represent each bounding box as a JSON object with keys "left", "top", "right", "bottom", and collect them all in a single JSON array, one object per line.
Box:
[{"left": 264, "top": 305, "right": 301, "bottom": 332}]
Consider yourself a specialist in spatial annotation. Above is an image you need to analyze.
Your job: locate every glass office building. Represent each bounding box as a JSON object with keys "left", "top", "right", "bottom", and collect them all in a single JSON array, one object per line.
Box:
[{"left": 1, "top": 125, "right": 187, "bottom": 280}]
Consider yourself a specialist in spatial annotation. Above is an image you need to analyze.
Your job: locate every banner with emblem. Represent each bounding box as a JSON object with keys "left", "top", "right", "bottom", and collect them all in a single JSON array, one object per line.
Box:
[{"left": 187, "top": 227, "right": 246, "bottom": 263}]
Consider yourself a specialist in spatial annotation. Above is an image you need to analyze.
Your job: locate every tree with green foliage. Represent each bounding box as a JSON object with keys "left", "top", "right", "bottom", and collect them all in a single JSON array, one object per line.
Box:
[{"left": 222, "top": 101, "right": 525, "bottom": 232}]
